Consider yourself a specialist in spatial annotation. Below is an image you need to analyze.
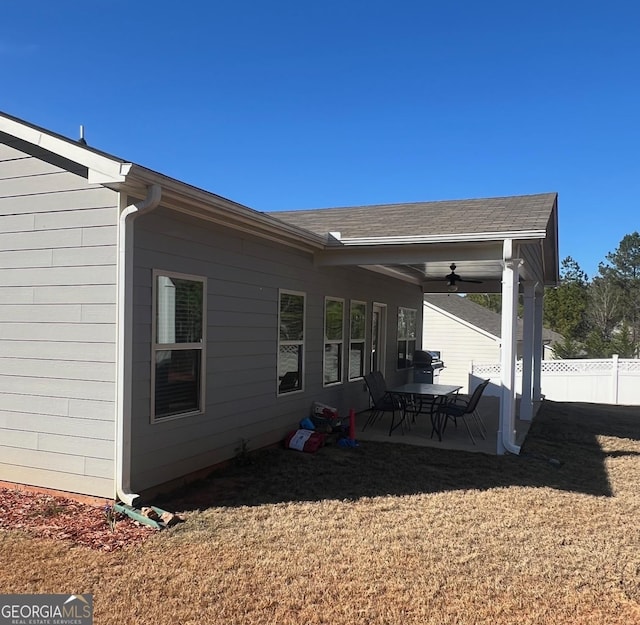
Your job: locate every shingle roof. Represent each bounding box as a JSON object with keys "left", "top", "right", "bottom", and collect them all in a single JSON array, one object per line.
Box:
[
  {"left": 424, "top": 294, "right": 563, "bottom": 344},
  {"left": 270, "top": 193, "right": 557, "bottom": 239}
]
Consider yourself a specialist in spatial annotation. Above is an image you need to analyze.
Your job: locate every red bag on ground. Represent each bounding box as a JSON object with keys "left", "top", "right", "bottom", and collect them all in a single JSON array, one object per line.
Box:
[{"left": 284, "top": 429, "right": 326, "bottom": 453}]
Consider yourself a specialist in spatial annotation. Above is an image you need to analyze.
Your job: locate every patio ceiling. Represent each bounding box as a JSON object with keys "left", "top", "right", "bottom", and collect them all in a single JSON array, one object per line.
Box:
[{"left": 270, "top": 193, "right": 559, "bottom": 293}]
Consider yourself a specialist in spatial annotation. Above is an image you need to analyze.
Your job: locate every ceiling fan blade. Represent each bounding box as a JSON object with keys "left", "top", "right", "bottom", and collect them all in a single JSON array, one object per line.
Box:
[{"left": 444, "top": 264, "right": 484, "bottom": 286}]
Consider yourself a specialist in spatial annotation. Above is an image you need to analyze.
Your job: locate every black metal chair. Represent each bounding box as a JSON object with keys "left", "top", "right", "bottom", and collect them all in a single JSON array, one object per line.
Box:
[
  {"left": 437, "top": 379, "right": 490, "bottom": 444},
  {"left": 363, "top": 371, "right": 405, "bottom": 434},
  {"left": 278, "top": 371, "right": 299, "bottom": 393}
]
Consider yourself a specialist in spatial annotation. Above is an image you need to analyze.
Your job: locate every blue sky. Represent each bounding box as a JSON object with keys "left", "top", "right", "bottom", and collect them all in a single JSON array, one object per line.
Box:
[{"left": 2, "top": 1, "right": 638, "bottom": 278}]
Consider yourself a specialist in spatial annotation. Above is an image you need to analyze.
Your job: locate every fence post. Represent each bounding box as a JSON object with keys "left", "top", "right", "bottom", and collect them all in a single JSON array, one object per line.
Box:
[{"left": 611, "top": 354, "right": 619, "bottom": 405}]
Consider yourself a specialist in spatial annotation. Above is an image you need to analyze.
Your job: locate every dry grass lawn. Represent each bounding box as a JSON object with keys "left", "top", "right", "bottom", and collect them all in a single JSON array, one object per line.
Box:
[{"left": 1, "top": 400, "right": 640, "bottom": 625}]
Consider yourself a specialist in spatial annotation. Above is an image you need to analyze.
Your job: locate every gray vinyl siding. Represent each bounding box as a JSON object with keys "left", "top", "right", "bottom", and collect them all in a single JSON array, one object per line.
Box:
[
  {"left": 130, "top": 206, "right": 422, "bottom": 492},
  {"left": 0, "top": 142, "right": 118, "bottom": 498},
  {"left": 422, "top": 303, "right": 500, "bottom": 393}
]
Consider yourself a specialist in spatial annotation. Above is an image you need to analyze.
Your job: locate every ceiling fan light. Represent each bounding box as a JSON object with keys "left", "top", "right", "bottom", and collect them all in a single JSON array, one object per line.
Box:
[{"left": 448, "top": 283, "right": 458, "bottom": 293}]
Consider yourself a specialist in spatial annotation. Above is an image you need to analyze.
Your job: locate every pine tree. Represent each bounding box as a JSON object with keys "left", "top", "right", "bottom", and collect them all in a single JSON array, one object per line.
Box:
[
  {"left": 543, "top": 256, "right": 589, "bottom": 342},
  {"left": 596, "top": 232, "right": 640, "bottom": 356}
]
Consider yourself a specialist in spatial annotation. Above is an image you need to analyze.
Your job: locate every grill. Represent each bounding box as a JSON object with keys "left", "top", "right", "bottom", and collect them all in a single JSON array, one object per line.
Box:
[{"left": 413, "top": 350, "right": 445, "bottom": 383}]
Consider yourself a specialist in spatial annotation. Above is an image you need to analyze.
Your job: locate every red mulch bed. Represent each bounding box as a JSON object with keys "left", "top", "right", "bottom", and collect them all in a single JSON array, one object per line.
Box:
[{"left": 0, "top": 487, "right": 155, "bottom": 551}]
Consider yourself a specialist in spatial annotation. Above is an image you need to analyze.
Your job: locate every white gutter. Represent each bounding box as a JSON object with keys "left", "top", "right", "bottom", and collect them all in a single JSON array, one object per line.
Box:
[
  {"left": 115, "top": 184, "right": 162, "bottom": 505},
  {"left": 335, "top": 229, "right": 547, "bottom": 246}
]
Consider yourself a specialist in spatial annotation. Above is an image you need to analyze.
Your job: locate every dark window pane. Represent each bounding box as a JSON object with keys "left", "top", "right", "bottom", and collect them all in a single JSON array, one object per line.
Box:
[
  {"left": 156, "top": 276, "right": 203, "bottom": 344},
  {"left": 278, "top": 345, "right": 302, "bottom": 393},
  {"left": 280, "top": 293, "right": 304, "bottom": 341},
  {"left": 397, "top": 309, "right": 407, "bottom": 338},
  {"left": 155, "top": 349, "right": 201, "bottom": 418},
  {"left": 407, "top": 310, "right": 417, "bottom": 339},
  {"left": 397, "top": 340, "right": 407, "bottom": 369},
  {"left": 407, "top": 340, "right": 416, "bottom": 367},
  {"left": 350, "top": 302, "right": 366, "bottom": 340},
  {"left": 324, "top": 343, "right": 342, "bottom": 384},
  {"left": 349, "top": 343, "right": 365, "bottom": 379},
  {"left": 325, "top": 300, "right": 344, "bottom": 340}
]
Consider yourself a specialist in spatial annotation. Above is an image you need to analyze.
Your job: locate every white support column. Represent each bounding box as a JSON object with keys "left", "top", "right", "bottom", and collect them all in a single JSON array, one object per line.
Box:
[
  {"left": 532, "top": 287, "right": 544, "bottom": 401},
  {"left": 611, "top": 354, "right": 619, "bottom": 405},
  {"left": 520, "top": 282, "right": 536, "bottom": 421},
  {"left": 498, "top": 240, "right": 522, "bottom": 455}
]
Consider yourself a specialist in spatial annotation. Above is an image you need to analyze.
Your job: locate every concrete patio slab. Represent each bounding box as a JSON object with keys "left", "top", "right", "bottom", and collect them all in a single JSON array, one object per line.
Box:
[{"left": 355, "top": 396, "right": 536, "bottom": 455}]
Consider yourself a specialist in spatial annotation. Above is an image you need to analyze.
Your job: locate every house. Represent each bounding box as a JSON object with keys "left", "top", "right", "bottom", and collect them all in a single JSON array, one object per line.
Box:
[
  {"left": 423, "top": 294, "right": 563, "bottom": 392},
  {"left": 0, "top": 111, "right": 559, "bottom": 501}
]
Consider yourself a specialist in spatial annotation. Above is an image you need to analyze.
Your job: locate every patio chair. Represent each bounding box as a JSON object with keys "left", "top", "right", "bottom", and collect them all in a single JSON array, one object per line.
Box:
[
  {"left": 363, "top": 371, "right": 405, "bottom": 435},
  {"left": 372, "top": 371, "right": 426, "bottom": 417},
  {"left": 278, "top": 371, "right": 299, "bottom": 393},
  {"left": 437, "top": 379, "right": 490, "bottom": 445}
]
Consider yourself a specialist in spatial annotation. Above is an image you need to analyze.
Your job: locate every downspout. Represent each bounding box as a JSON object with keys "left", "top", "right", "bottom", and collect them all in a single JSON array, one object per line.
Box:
[{"left": 115, "top": 184, "right": 162, "bottom": 505}]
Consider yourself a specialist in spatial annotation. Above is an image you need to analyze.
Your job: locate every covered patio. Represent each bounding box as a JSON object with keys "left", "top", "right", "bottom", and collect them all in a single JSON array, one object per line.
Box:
[
  {"left": 273, "top": 193, "right": 559, "bottom": 455},
  {"left": 354, "top": 395, "right": 538, "bottom": 455}
]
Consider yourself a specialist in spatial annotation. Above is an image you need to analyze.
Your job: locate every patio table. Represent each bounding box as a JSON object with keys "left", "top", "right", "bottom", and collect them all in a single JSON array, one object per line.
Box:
[{"left": 389, "top": 383, "right": 462, "bottom": 439}]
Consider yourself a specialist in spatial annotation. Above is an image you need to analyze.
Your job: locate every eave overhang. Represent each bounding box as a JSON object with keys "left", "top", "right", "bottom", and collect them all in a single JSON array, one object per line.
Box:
[
  {"left": 0, "top": 112, "right": 131, "bottom": 185},
  {"left": 122, "top": 165, "right": 327, "bottom": 254}
]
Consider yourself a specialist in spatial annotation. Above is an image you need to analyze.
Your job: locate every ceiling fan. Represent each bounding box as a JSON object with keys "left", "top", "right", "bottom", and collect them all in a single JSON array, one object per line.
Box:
[{"left": 445, "top": 263, "right": 483, "bottom": 292}]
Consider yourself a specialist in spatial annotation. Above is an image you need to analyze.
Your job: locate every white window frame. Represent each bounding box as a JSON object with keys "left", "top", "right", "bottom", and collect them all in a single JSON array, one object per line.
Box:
[
  {"left": 324, "top": 296, "right": 345, "bottom": 386},
  {"left": 397, "top": 306, "right": 417, "bottom": 370},
  {"left": 151, "top": 269, "right": 206, "bottom": 423},
  {"left": 349, "top": 300, "right": 367, "bottom": 381},
  {"left": 277, "top": 289, "right": 306, "bottom": 395}
]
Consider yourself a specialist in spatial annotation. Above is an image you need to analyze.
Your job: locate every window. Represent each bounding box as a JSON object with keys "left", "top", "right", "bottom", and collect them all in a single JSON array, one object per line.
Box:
[
  {"left": 152, "top": 271, "right": 206, "bottom": 421},
  {"left": 349, "top": 300, "right": 367, "bottom": 380},
  {"left": 397, "top": 307, "right": 417, "bottom": 369},
  {"left": 278, "top": 290, "right": 305, "bottom": 394},
  {"left": 324, "top": 297, "right": 344, "bottom": 385}
]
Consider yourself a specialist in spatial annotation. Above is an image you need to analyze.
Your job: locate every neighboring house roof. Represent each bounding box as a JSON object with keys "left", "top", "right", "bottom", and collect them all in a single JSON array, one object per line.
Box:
[{"left": 424, "top": 294, "right": 564, "bottom": 345}]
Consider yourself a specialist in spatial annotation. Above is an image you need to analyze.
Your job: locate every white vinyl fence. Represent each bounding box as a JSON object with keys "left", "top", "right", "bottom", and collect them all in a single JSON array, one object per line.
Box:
[{"left": 471, "top": 356, "right": 640, "bottom": 406}]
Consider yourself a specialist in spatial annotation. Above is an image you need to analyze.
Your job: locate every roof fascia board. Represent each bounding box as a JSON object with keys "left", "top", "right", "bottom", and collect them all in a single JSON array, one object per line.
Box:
[
  {"left": 338, "top": 230, "right": 547, "bottom": 246},
  {"left": 542, "top": 196, "right": 560, "bottom": 285},
  {"left": 424, "top": 299, "right": 500, "bottom": 342},
  {"left": 0, "top": 114, "right": 130, "bottom": 184}
]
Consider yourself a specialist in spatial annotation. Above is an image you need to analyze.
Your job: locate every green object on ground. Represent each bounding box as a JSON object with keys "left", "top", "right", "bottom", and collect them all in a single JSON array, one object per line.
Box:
[{"left": 113, "top": 503, "right": 173, "bottom": 530}]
